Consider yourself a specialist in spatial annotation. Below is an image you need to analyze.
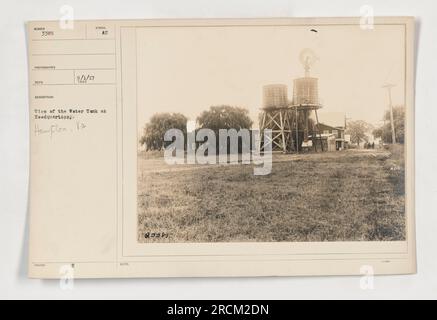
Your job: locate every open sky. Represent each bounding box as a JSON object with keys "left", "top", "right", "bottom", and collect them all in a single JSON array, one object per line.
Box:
[{"left": 136, "top": 23, "right": 405, "bottom": 130}]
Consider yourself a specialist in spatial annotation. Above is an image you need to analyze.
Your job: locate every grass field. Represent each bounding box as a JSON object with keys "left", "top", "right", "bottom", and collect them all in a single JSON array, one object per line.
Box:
[{"left": 137, "top": 146, "right": 406, "bottom": 242}]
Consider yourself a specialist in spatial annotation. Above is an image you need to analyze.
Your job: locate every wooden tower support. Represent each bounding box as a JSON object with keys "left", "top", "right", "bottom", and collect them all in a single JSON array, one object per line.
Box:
[
  {"left": 289, "top": 105, "right": 324, "bottom": 153},
  {"left": 259, "top": 108, "right": 293, "bottom": 153}
]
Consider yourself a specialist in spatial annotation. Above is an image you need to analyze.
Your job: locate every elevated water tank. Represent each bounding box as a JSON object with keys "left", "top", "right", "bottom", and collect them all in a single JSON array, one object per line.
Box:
[
  {"left": 292, "top": 77, "right": 319, "bottom": 106},
  {"left": 263, "top": 84, "right": 288, "bottom": 109}
]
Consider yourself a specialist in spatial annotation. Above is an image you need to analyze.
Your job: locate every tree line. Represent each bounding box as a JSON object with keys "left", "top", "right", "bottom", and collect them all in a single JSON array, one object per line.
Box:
[
  {"left": 140, "top": 105, "right": 406, "bottom": 151},
  {"left": 345, "top": 106, "right": 405, "bottom": 146},
  {"left": 140, "top": 105, "right": 253, "bottom": 151},
  {"left": 372, "top": 106, "right": 405, "bottom": 144}
]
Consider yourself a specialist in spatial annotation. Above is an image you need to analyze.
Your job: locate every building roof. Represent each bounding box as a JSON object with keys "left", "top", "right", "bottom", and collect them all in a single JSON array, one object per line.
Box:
[{"left": 318, "top": 122, "right": 344, "bottom": 131}]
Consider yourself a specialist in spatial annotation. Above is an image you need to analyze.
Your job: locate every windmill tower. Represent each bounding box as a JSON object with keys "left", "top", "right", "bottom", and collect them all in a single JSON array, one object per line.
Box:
[
  {"left": 291, "top": 49, "right": 324, "bottom": 151},
  {"left": 259, "top": 48, "right": 324, "bottom": 153}
]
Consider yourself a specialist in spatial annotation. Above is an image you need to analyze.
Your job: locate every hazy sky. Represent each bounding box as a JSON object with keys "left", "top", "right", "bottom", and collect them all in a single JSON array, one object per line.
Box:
[{"left": 136, "top": 24, "right": 405, "bottom": 130}]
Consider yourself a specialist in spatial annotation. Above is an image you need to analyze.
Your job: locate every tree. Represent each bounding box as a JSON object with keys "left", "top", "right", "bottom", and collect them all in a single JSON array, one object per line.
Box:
[
  {"left": 197, "top": 105, "right": 253, "bottom": 132},
  {"left": 346, "top": 120, "right": 372, "bottom": 147},
  {"left": 373, "top": 106, "right": 405, "bottom": 144},
  {"left": 197, "top": 105, "right": 253, "bottom": 154},
  {"left": 140, "top": 113, "right": 188, "bottom": 151}
]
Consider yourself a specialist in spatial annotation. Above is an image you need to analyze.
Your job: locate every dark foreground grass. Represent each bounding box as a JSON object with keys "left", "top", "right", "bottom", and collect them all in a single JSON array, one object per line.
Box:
[{"left": 137, "top": 147, "right": 405, "bottom": 242}]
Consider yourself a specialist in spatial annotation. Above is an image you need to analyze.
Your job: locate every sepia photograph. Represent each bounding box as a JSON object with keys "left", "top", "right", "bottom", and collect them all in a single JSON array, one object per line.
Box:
[
  {"left": 136, "top": 24, "right": 407, "bottom": 243},
  {"left": 7, "top": 0, "right": 434, "bottom": 296}
]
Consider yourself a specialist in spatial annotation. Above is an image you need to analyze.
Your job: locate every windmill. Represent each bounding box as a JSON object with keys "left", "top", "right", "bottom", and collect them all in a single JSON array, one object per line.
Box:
[{"left": 291, "top": 49, "right": 324, "bottom": 151}]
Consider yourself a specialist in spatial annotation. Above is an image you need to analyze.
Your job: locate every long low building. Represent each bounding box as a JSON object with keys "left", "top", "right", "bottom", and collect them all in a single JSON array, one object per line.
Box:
[
  {"left": 311, "top": 133, "right": 337, "bottom": 152},
  {"left": 317, "top": 122, "right": 348, "bottom": 151}
]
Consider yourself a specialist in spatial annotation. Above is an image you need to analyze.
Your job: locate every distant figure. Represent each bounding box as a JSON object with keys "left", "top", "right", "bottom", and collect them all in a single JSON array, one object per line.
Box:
[{"left": 372, "top": 142, "right": 375, "bottom": 149}]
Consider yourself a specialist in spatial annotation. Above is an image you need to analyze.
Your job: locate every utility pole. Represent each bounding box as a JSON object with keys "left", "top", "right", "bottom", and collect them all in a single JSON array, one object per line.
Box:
[
  {"left": 382, "top": 84, "right": 396, "bottom": 144},
  {"left": 345, "top": 116, "right": 352, "bottom": 129}
]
